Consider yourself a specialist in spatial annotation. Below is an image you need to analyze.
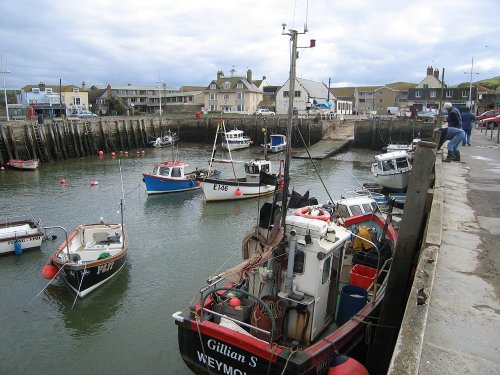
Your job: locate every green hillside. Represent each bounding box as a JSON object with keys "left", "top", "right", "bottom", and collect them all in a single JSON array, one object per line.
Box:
[{"left": 477, "top": 76, "right": 500, "bottom": 90}]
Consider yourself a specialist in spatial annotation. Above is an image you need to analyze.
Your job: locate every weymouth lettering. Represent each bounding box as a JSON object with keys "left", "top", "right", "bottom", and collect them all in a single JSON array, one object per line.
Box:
[{"left": 196, "top": 338, "right": 258, "bottom": 374}]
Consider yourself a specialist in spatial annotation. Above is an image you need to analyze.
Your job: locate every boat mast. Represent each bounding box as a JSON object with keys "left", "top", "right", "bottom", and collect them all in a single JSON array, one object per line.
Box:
[{"left": 280, "top": 25, "right": 315, "bottom": 227}]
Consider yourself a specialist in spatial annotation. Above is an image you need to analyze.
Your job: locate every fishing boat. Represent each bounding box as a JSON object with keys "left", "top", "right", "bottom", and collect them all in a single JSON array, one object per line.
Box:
[
  {"left": 5, "top": 159, "right": 39, "bottom": 170},
  {"left": 333, "top": 193, "right": 382, "bottom": 218},
  {"left": 385, "top": 138, "right": 420, "bottom": 160},
  {"left": 149, "top": 129, "right": 179, "bottom": 148},
  {"left": 262, "top": 134, "right": 287, "bottom": 153},
  {"left": 142, "top": 161, "right": 219, "bottom": 195},
  {"left": 0, "top": 216, "right": 45, "bottom": 255},
  {"left": 199, "top": 121, "right": 283, "bottom": 202},
  {"left": 199, "top": 159, "right": 282, "bottom": 202},
  {"left": 221, "top": 129, "right": 252, "bottom": 150},
  {"left": 371, "top": 150, "right": 412, "bottom": 192},
  {"left": 172, "top": 27, "right": 393, "bottom": 375}
]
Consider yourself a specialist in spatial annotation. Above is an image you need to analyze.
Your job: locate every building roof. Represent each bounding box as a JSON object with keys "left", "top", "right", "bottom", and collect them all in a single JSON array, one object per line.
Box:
[
  {"left": 385, "top": 82, "right": 417, "bottom": 90},
  {"left": 330, "top": 87, "right": 355, "bottom": 97},
  {"left": 210, "top": 75, "right": 260, "bottom": 92},
  {"left": 21, "top": 84, "right": 84, "bottom": 92},
  {"left": 295, "top": 77, "right": 331, "bottom": 99}
]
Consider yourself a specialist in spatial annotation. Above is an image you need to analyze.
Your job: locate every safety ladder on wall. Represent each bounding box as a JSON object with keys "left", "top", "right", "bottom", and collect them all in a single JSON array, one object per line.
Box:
[
  {"left": 32, "top": 122, "right": 48, "bottom": 162},
  {"left": 83, "top": 121, "right": 97, "bottom": 154}
]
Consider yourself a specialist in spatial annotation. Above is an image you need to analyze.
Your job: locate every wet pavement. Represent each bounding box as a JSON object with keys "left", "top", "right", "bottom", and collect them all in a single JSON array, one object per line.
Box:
[{"left": 390, "top": 127, "right": 500, "bottom": 374}]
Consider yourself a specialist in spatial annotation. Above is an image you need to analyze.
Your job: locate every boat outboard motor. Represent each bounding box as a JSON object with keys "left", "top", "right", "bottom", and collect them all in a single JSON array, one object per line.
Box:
[{"left": 72, "top": 253, "right": 81, "bottom": 262}]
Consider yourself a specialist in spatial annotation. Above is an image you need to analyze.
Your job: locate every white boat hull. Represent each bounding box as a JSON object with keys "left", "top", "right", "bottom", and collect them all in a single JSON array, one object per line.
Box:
[
  {"left": 200, "top": 179, "right": 276, "bottom": 201},
  {"left": 221, "top": 141, "right": 251, "bottom": 150},
  {"left": 372, "top": 165, "right": 411, "bottom": 191},
  {"left": 0, "top": 219, "right": 44, "bottom": 255}
]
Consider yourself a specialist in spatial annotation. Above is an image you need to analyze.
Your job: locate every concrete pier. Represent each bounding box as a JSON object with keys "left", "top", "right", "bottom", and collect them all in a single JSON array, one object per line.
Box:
[{"left": 390, "top": 128, "right": 500, "bottom": 374}]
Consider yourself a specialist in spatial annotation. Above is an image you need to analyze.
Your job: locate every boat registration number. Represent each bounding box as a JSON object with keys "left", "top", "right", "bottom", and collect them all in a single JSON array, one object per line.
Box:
[
  {"left": 97, "top": 261, "right": 114, "bottom": 275},
  {"left": 212, "top": 184, "right": 228, "bottom": 191}
]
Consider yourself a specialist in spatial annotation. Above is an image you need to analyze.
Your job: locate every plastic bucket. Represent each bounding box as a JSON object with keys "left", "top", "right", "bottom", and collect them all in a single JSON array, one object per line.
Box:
[
  {"left": 336, "top": 285, "right": 368, "bottom": 326},
  {"left": 250, "top": 295, "right": 285, "bottom": 342},
  {"left": 349, "top": 264, "right": 377, "bottom": 289}
]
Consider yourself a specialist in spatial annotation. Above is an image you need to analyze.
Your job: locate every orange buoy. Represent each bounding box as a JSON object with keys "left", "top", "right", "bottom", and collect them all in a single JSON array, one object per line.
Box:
[
  {"left": 111, "top": 152, "right": 116, "bottom": 156},
  {"left": 328, "top": 355, "right": 368, "bottom": 375},
  {"left": 229, "top": 298, "right": 241, "bottom": 308},
  {"left": 60, "top": 179, "right": 66, "bottom": 185},
  {"left": 124, "top": 151, "right": 129, "bottom": 155},
  {"left": 235, "top": 188, "right": 242, "bottom": 196},
  {"left": 90, "top": 181, "right": 98, "bottom": 186},
  {"left": 41, "top": 264, "right": 58, "bottom": 280},
  {"left": 98, "top": 150, "right": 104, "bottom": 156}
]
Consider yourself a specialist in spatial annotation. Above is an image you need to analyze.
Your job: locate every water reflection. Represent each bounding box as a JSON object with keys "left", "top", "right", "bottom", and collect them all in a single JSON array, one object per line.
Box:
[{"left": 43, "top": 263, "right": 130, "bottom": 339}]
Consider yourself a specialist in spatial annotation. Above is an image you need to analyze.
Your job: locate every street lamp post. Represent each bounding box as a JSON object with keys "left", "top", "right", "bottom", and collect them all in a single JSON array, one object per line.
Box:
[
  {"left": 156, "top": 80, "right": 166, "bottom": 117},
  {"left": 1, "top": 56, "right": 11, "bottom": 121},
  {"left": 464, "top": 57, "right": 479, "bottom": 113}
]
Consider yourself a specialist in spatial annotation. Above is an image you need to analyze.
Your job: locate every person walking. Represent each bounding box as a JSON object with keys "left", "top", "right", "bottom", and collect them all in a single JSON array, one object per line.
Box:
[
  {"left": 461, "top": 107, "right": 476, "bottom": 146},
  {"left": 435, "top": 126, "right": 466, "bottom": 162},
  {"left": 443, "top": 102, "right": 462, "bottom": 128}
]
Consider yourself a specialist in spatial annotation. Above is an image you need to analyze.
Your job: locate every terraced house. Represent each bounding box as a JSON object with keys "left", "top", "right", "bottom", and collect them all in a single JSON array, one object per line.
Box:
[{"left": 205, "top": 68, "right": 268, "bottom": 114}]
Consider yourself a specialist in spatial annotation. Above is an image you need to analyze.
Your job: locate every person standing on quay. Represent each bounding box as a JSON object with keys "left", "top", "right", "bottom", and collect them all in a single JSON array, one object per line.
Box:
[
  {"left": 461, "top": 107, "right": 476, "bottom": 146},
  {"left": 435, "top": 126, "right": 466, "bottom": 162},
  {"left": 443, "top": 102, "right": 462, "bottom": 128}
]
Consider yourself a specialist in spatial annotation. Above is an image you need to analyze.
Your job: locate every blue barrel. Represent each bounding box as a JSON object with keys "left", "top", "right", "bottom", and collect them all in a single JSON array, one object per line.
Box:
[{"left": 336, "top": 285, "right": 368, "bottom": 326}]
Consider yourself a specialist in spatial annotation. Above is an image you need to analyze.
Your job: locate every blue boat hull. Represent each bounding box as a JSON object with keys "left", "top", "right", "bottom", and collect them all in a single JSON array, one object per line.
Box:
[{"left": 143, "top": 175, "right": 200, "bottom": 194}]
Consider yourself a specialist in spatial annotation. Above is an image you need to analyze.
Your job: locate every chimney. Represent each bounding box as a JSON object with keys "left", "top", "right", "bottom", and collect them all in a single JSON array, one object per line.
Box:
[
  {"left": 247, "top": 69, "right": 252, "bottom": 82},
  {"left": 263, "top": 75, "right": 267, "bottom": 80},
  {"left": 39, "top": 82, "right": 46, "bottom": 91},
  {"left": 433, "top": 69, "right": 439, "bottom": 79},
  {"left": 82, "top": 81, "right": 86, "bottom": 91},
  {"left": 426, "top": 66, "right": 433, "bottom": 76},
  {"left": 106, "top": 84, "right": 112, "bottom": 96}
]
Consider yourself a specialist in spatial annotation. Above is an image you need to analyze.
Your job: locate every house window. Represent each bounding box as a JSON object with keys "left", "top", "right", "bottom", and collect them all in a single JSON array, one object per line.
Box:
[
  {"left": 283, "top": 91, "right": 289, "bottom": 98},
  {"left": 430, "top": 90, "right": 437, "bottom": 98},
  {"left": 73, "top": 88, "right": 79, "bottom": 93},
  {"left": 415, "top": 91, "right": 421, "bottom": 98},
  {"left": 210, "top": 83, "right": 216, "bottom": 90},
  {"left": 462, "top": 90, "right": 468, "bottom": 98},
  {"left": 446, "top": 91, "right": 453, "bottom": 98},
  {"left": 378, "top": 99, "right": 383, "bottom": 103},
  {"left": 224, "top": 81, "right": 231, "bottom": 89},
  {"left": 210, "top": 93, "right": 218, "bottom": 100},
  {"left": 210, "top": 104, "right": 217, "bottom": 111},
  {"left": 73, "top": 97, "right": 81, "bottom": 105},
  {"left": 294, "top": 91, "right": 301, "bottom": 97},
  {"left": 423, "top": 84, "right": 429, "bottom": 89},
  {"left": 98, "top": 99, "right": 106, "bottom": 104},
  {"left": 237, "top": 82, "right": 243, "bottom": 89},
  {"left": 223, "top": 93, "right": 229, "bottom": 100},
  {"left": 359, "top": 99, "right": 365, "bottom": 103},
  {"left": 237, "top": 92, "right": 244, "bottom": 100},
  {"left": 46, "top": 88, "right": 53, "bottom": 94},
  {"left": 32, "top": 88, "right": 40, "bottom": 93},
  {"left": 237, "top": 104, "right": 245, "bottom": 112}
]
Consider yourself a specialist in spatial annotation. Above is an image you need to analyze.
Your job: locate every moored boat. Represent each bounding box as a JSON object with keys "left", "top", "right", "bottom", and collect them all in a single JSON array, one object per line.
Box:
[
  {"left": 371, "top": 150, "right": 412, "bottom": 192},
  {"left": 0, "top": 216, "right": 45, "bottom": 255},
  {"left": 200, "top": 159, "right": 282, "bottom": 202},
  {"left": 262, "top": 134, "right": 287, "bottom": 153},
  {"left": 142, "top": 161, "right": 219, "bottom": 195},
  {"left": 47, "top": 220, "right": 128, "bottom": 298},
  {"left": 5, "top": 159, "right": 39, "bottom": 170},
  {"left": 221, "top": 129, "right": 252, "bottom": 150},
  {"left": 149, "top": 129, "right": 179, "bottom": 148}
]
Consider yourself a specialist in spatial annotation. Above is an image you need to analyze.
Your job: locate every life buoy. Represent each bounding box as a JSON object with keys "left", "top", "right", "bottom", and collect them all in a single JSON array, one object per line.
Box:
[{"left": 295, "top": 206, "right": 331, "bottom": 223}]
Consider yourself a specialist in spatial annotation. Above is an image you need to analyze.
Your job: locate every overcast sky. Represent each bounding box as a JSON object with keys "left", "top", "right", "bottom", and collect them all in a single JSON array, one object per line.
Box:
[{"left": 1, "top": 0, "right": 499, "bottom": 90}]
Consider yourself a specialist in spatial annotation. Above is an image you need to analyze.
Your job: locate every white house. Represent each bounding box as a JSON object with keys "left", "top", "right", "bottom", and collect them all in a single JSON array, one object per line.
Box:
[{"left": 276, "top": 77, "right": 336, "bottom": 115}]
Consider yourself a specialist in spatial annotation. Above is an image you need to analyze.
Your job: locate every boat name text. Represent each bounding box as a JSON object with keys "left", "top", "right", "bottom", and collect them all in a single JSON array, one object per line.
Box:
[
  {"left": 213, "top": 184, "right": 229, "bottom": 191},
  {"left": 8, "top": 236, "right": 42, "bottom": 245},
  {"left": 97, "top": 262, "right": 114, "bottom": 275},
  {"left": 195, "top": 338, "right": 258, "bottom": 372}
]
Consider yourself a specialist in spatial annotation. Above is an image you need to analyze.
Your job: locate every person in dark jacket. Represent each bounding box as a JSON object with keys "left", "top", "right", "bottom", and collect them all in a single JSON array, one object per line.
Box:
[
  {"left": 443, "top": 102, "right": 462, "bottom": 128},
  {"left": 435, "top": 126, "right": 465, "bottom": 162},
  {"left": 461, "top": 107, "right": 476, "bottom": 146}
]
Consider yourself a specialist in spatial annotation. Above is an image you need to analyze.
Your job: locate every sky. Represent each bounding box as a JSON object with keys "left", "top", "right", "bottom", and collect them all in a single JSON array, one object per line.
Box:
[{"left": 1, "top": 0, "right": 499, "bottom": 90}]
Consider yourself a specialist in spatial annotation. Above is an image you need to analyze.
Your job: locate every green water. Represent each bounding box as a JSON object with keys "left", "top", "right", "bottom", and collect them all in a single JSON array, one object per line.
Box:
[{"left": 0, "top": 144, "right": 377, "bottom": 374}]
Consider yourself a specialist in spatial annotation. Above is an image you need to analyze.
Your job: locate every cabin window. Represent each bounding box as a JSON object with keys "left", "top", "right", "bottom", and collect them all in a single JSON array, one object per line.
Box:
[
  {"left": 396, "top": 158, "right": 409, "bottom": 169},
  {"left": 245, "top": 164, "right": 259, "bottom": 174},
  {"left": 381, "top": 160, "right": 395, "bottom": 171},
  {"left": 371, "top": 203, "right": 377, "bottom": 212},
  {"left": 322, "top": 256, "right": 331, "bottom": 284},
  {"left": 159, "top": 167, "right": 170, "bottom": 176},
  {"left": 337, "top": 204, "right": 349, "bottom": 218},
  {"left": 293, "top": 250, "right": 305, "bottom": 274},
  {"left": 350, "top": 205, "right": 363, "bottom": 216},
  {"left": 362, "top": 204, "right": 373, "bottom": 213},
  {"left": 260, "top": 164, "right": 269, "bottom": 173},
  {"left": 171, "top": 168, "right": 181, "bottom": 177},
  {"left": 152, "top": 166, "right": 159, "bottom": 175}
]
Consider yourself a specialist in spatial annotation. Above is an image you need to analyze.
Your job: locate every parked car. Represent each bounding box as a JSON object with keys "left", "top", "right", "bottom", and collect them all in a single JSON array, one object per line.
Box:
[
  {"left": 78, "top": 111, "right": 98, "bottom": 118},
  {"left": 476, "top": 110, "right": 500, "bottom": 121},
  {"left": 255, "top": 108, "right": 275, "bottom": 116},
  {"left": 479, "top": 114, "right": 500, "bottom": 129}
]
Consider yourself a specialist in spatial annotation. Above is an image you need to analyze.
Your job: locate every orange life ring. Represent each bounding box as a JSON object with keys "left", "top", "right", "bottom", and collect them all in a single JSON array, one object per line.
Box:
[{"left": 295, "top": 207, "right": 331, "bottom": 223}]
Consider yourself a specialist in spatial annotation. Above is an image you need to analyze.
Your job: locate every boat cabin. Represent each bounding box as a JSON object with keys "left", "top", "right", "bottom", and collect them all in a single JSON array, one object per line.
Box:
[
  {"left": 152, "top": 161, "right": 188, "bottom": 179},
  {"left": 336, "top": 195, "right": 378, "bottom": 218},
  {"left": 374, "top": 151, "right": 411, "bottom": 173},
  {"left": 244, "top": 159, "right": 272, "bottom": 183}
]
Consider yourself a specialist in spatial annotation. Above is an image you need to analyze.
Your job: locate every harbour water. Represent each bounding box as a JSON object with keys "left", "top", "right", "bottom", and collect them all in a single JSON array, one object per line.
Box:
[{"left": 0, "top": 144, "right": 378, "bottom": 374}]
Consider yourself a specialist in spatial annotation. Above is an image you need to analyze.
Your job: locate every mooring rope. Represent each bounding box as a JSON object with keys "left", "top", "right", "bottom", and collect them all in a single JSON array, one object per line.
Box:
[
  {"left": 194, "top": 316, "right": 214, "bottom": 375},
  {"left": 280, "top": 347, "right": 298, "bottom": 375},
  {"left": 71, "top": 264, "right": 87, "bottom": 309}
]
